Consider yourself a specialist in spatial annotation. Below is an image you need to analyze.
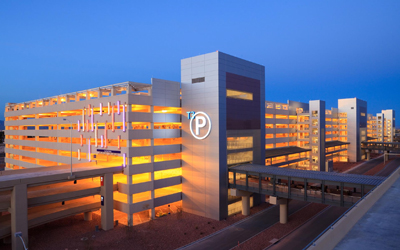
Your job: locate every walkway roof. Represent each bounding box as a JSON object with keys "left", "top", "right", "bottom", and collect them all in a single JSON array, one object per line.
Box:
[
  {"left": 230, "top": 164, "right": 385, "bottom": 186},
  {"left": 265, "top": 146, "right": 311, "bottom": 159},
  {"left": 326, "top": 141, "right": 350, "bottom": 148}
]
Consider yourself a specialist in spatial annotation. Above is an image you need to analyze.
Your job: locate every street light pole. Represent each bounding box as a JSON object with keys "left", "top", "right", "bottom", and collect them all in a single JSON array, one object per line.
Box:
[{"left": 63, "top": 118, "right": 74, "bottom": 178}]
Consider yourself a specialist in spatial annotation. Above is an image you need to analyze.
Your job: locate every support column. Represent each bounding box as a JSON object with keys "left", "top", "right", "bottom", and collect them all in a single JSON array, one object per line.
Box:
[
  {"left": 98, "top": 88, "right": 102, "bottom": 98},
  {"left": 366, "top": 150, "right": 370, "bottom": 161},
  {"left": 149, "top": 172, "right": 155, "bottom": 220},
  {"left": 385, "top": 151, "right": 389, "bottom": 161},
  {"left": 241, "top": 196, "right": 251, "bottom": 216},
  {"left": 230, "top": 189, "right": 252, "bottom": 216},
  {"left": 127, "top": 175, "right": 133, "bottom": 227},
  {"left": 111, "top": 86, "right": 117, "bottom": 96},
  {"left": 149, "top": 105, "right": 155, "bottom": 220},
  {"left": 101, "top": 173, "right": 114, "bottom": 231},
  {"left": 11, "top": 184, "right": 28, "bottom": 250},
  {"left": 269, "top": 197, "right": 288, "bottom": 224},
  {"left": 280, "top": 199, "right": 288, "bottom": 224},
  {"left": 84, "top": 211, "right": 93, "bottom": 221}
]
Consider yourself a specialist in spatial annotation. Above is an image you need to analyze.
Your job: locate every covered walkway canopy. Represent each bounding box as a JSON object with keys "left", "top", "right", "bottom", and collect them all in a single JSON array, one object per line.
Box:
[
  {"left": 361, "top": 141, "right": 400, "bottom": 152},
  {"left": 325, "top": 141, "right": 350, "bottom": 148},
  {"left": 230, "top": 164, "right": 384, "bottom": 186},
  {"left": 265, "top": 146, "right": 310, "bottom": 167},
  {"left": 229, "top": 164, "right": 385, "bottom": 207},
  {"left": 265, "top": 146, "right": 310, "bottom": 158}
]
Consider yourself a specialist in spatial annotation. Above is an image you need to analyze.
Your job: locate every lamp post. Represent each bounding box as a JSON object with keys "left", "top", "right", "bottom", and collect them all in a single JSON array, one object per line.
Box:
[{"left": 63, "top": 118, "right": 74, "bottom": 178}]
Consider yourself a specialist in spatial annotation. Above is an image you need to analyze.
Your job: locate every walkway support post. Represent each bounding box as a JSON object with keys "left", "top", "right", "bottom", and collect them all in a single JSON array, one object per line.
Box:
[
  {"left": 279, "top": 199, "right": 288, "bottom": 224},
  {"left": 230, "top": 189, "right": 252, "bottom": 216},
  {"left": 270, "top": 196, "right": 288, "bottom": 224},
  {"left": 11, "top": 184, "right": 28, "bottom": 250},
  {"left": 242, "top": 196, "right": 251, "bottom": 216},
  {"left": 101, "top": 172, "right": 114, "bottom": 230},
  {"left": 385, "top": 151, "right": 390, "bottom": 162}
]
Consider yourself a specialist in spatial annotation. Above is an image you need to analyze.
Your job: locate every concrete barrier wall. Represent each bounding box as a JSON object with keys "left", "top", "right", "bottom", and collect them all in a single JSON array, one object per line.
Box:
[{"left": 307, "top": 166, "right": 400, "bottom": 250}]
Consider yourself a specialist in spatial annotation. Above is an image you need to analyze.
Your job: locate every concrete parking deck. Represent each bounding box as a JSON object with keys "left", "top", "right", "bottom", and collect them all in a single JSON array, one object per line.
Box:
[
  {"left": 334, "top": 169, "right": 400, "bottom": 250},
  {"left": 0, "top": 163, "right": 122, "bottom": 250}
]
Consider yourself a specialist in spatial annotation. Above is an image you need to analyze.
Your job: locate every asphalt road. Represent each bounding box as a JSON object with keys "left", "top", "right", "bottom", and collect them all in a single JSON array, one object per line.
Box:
[
  {"left": 346, "top": 157, "right": 383, "bottom": 174},
  {"left": 266, "top": 206, "right": 348, "bottom": 250},
  {"left": 376, "top": 157, "right": 400, "bottom": 177},
  {"left": 179, "top": 200, "right": 309, "bottom": 250},
  {"left": 266, "top": 156, "right": 399, "bottom": 250}
]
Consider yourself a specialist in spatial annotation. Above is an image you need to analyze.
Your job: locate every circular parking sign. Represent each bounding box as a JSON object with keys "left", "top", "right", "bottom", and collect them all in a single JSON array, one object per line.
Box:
[{"left": 189, "top": 111, "right": 212, "bottom": 140}]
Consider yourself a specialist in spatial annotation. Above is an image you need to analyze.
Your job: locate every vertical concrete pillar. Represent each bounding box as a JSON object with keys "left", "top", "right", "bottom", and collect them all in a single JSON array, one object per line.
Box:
[
  {"left": 150, "top": 171, "right": 155, "bottom": 220},
  {"left": 385, "top": 151, "right": 389, "bottom": 161},
  {"left": 241, "top": 196, "right": 251, "bottom": 216},
  {"left": 126, "top": 84, "right": 132, "bottom": 94},
  {"left": 84, "top": 211, "right": 93, "bottom": 221},
  {"left": 101, "top": 173, "right": 114, "bottom": 231},
  {"left": 11, "top": 184, "right": 28, "bottom": 250},
  {"left": 149, "top": 106, "right": 155, "bottom": 220},
  {"left": 366, "top": 150, "right": 370, "bottom": 161},
  {"left": 98, "top": 88, "right": 102, "bottom": 98},
  {"left": 127, "top": 175, "right": 133, "bottom": 227},
  {"left": 279, "top": 199, "right": 288, "bottom": 224},
  {"left": 111, "top": 86, "right": 117, "bottom": 96}
]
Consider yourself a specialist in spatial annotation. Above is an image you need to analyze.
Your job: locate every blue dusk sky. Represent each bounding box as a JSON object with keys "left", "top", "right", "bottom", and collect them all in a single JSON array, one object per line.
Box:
[{"left": 1, "top": 1, "right": 399, "bottom": 126}]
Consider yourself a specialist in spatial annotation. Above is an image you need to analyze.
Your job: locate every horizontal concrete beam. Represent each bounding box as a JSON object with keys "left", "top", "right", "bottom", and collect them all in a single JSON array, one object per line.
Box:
[
  {"left": 0, "top": 165, "right": 123, "bottom": 190},
  {"left": 230, "top": 189, "right": 252, "bottom": 197}
]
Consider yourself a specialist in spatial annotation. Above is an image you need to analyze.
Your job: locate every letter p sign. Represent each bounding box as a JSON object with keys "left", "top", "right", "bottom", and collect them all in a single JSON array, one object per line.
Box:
[
  {"left": 190, "top": 111, "right": 212, "bottom": 140},
  {"left": 195, "top": 116, "right": 206, "bottom": 135}
]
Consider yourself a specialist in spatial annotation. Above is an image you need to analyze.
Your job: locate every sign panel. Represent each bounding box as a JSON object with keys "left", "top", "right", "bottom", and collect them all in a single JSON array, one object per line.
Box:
[{"left": 96, "top": 149, "right": 121, "bottom": 155}]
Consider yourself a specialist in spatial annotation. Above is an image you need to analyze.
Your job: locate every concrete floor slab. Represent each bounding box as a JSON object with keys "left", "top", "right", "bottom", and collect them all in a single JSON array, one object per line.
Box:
[{"left": 335, "top": 169, "right": 400, "bottom": 250}]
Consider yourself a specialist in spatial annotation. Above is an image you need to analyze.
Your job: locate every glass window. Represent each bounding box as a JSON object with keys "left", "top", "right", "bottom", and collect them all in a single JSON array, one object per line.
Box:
[
  {"left": 226, "top": 89, "right": 253, "bottom": 101},
  {"left": 296, "top": 108, "right": 303, "bottom": 114},
  {"left": 227, "top": 137, "right": 253, "bottom": 150},
  {"left": 276, "top": 114, "right": 288, "bottom": 119},
  {"left": 227, "top": 151, "right": 253, "bottom": 165},
  {"left": 131, "top": 105, "right": 150, "bottom": 113}
]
